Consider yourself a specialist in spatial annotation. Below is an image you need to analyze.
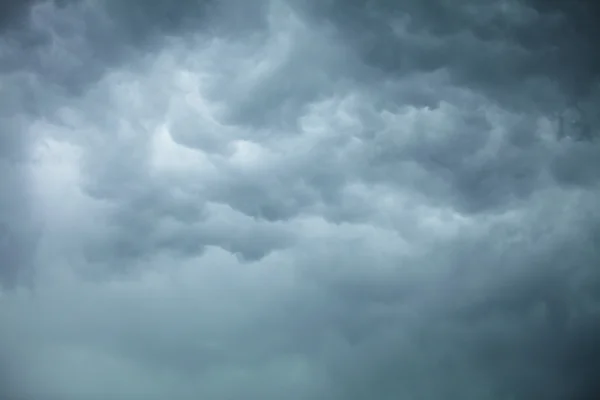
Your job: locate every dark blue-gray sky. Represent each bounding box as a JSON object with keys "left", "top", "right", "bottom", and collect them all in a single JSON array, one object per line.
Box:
[{"left": 1, "top": 0, "right": 599, "bottom": 399}]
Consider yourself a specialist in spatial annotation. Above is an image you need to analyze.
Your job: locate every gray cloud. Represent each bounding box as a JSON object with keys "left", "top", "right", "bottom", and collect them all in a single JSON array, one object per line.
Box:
[{"left": 1, "top": 0, "right": 599, "bottom": 399}]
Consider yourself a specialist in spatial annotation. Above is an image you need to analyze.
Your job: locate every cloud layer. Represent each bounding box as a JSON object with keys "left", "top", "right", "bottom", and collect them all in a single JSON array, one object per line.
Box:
[{"left": 1, "top": 1, "right": 599, "bottom": 399}]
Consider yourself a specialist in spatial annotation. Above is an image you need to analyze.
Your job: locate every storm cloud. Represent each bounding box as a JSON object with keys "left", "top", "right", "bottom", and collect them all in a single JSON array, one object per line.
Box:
[{"left": 1, "top": 0, "right": 599, "bottom": 399}]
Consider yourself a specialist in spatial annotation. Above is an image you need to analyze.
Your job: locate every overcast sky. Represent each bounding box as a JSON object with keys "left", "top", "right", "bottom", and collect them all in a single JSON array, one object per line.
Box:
[{"left": 1, "top": 0, "right": 599, "bottom": 399}]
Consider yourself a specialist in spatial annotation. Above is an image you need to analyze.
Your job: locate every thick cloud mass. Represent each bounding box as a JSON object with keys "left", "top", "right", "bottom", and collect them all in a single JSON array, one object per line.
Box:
[{"left": 1, "top": 0, "right": 599, "bottom": 399}]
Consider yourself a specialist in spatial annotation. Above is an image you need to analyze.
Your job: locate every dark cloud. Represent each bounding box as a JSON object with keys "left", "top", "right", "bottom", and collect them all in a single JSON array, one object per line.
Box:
[
  {"left": 0, "top": 0, "right": 599, "bottom": 399},
  {"left": 0, "top": 0, "right": 39, "bottom": 290},
  {"left": 0, "top": 0, "right": 36, "bottom": 31}
]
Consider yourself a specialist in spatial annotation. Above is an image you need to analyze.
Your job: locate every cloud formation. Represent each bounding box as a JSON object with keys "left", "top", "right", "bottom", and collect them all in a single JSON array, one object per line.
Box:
[{"left": 1, "top": 0, "right": 599, "bottom": 399}]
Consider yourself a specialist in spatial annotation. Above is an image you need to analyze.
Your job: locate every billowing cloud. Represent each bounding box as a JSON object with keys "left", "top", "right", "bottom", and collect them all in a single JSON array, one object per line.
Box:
[{"left": 1, "top": 0, "right": 599, "bottom": 399}]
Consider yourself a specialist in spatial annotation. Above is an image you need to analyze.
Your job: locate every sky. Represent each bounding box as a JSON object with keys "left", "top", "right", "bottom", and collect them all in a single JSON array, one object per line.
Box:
[{"left": 1, "top": 0, "right": 599, "bottom": 399}]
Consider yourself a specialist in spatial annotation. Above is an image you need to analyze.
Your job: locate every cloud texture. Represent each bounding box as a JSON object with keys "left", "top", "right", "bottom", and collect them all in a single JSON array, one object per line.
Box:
[{"left": 1, "top": 0, "right": 600, "bottom": 399}]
